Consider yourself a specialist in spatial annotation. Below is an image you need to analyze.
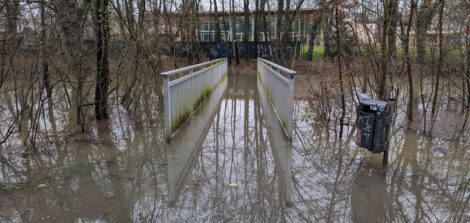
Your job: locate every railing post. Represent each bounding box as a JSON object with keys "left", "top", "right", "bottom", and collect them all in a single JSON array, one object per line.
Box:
[
  {"left": 211, "top": 64, "right": 215, "bottom": 87},
  {"left": 190, "top": 69, "right": 194, "bottom": 116},
  {"left": 225, "top": 58, "right": 228, "bottom": 73},
  {"left": 163, "top": 75, "right": 171, "bottom": 141},
  {"left": 288, "top": 72, "right": 295, "bottom": 140}
]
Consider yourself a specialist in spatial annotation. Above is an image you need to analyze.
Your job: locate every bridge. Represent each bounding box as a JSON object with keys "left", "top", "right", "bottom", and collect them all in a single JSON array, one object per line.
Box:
[{"left": 161, "top": 58, "right": 296, "bottom": 206}]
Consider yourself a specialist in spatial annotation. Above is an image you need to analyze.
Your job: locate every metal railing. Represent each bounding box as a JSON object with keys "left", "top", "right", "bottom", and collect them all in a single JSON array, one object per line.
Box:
[
  {"left": 161, "top": 58, "right": 228, "bottom": 140},
  {"left": 257, "top": 57, "right": 295, "bottom": 140}
]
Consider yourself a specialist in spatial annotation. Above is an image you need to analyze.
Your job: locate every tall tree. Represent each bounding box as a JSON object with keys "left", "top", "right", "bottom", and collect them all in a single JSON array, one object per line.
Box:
[
  {"left": 387, "top": 0, "right": 399, "bottom": 57},
  {"left": 41, "top": 0, "right": 52, "bottom": 98},
  {"left": 404, "top": 0, "right": 417, "bottom": 122},
  {"left": 334, "top": 3, "right": 346, "bottom": 137},
  {"left": 307, "top": 0, "right": 328, "bottom": 61},
  {"left": 243, "top": 0, "right": 250, "bottom": 61},
  {"left": 5, "top": 0, "right": 20, "bottom": 37},
  {"left": 416, "top": 0, "right": 438, "bottom": 65},
  {"left": 214, "top": 0, "right": 222, "bottom": 41},
  {"left": 323, "top": 10, "right": 333, "bottom": 58},
  {"left": 261, "top": 0, "right": 270, "bottom": 59},
  {"left": 95, "top": 0, "right": 110, "bottom": 120},
  {"left": 230, "top": 0, "right": 240, "bottom": 64},
  {"left": 253, "top": 0, "right": 259, "bottom": 58},
  {"left": 463, "top": 22, "right": 470, "bottom": 131},
  {"left": 275, "top": 0, "right": 284, "bottom": 62},
  {"left": 378, "top": 0, "right": 396, "bottom": 100},
  {"left": 279, "top": 0, "right": 305, "bottom": 60},
  {"left": 221, "top": 0, "right": 232, "bottom": 64},
  {"left": 431, "top": 0, "right": 444, "bottom": 120}
]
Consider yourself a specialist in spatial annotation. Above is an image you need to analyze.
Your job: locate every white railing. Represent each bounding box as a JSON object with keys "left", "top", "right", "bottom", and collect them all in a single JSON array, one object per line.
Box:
[
  {"left": 257, "top": 58, "right": 295, "bottom": 140},
  {"left": 161, "top": 58, "right": 228, "bottom": 140}
]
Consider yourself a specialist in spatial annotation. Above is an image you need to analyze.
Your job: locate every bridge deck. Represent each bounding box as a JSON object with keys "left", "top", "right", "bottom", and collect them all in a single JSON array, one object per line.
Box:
[{"left": 166, "top": 72, "right": 292, "bottom": 205}]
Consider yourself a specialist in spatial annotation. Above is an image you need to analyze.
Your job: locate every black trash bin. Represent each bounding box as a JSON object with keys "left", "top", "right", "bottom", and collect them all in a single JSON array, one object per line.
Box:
[{"left": 356, "top": 93, "right": 393, "bottom": 153}]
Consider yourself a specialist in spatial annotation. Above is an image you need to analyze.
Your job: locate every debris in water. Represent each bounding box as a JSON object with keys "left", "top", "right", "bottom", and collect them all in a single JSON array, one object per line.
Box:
[{"left": 106, "top": 192, "right": 115, "bottom": 198}]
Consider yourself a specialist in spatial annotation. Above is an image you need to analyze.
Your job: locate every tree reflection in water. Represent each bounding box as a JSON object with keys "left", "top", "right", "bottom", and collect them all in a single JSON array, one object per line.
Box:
[{"left": 0, "top": 73, "right": 469, "bottom": 222}]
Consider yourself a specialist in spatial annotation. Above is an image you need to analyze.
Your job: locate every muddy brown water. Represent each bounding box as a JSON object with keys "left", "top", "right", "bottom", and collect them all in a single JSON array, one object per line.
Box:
[{"left": 1, "top": 73, "right": 470, "bottom": 222}]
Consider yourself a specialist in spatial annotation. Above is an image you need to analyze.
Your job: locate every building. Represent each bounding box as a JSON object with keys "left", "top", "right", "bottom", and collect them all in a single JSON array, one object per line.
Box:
[{"left": 197, "top": 8, "right": 320, "bottom": 44}]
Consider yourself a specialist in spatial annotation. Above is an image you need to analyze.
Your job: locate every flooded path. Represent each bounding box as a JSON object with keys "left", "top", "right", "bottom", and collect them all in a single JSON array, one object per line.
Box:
[{"left": 1, "top": 73, "right": 470, "bottom": 222}]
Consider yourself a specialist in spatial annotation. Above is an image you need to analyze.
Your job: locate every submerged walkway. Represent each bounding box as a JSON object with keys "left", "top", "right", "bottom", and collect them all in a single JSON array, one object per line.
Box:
[{"left": 166, "top": 72, "right": 293, "bottom": 206}]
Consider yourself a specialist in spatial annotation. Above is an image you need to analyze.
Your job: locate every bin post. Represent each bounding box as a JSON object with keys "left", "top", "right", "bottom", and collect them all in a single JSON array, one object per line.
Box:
[{"left": 383, "top": 99, "right": 395, "bottom": 166}]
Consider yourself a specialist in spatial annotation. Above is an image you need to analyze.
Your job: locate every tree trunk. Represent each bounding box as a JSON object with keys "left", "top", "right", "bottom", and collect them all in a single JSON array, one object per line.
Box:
[
  {"left": 335, "top": 6, "right": 346, "bottom": 137},
  {"left": 262, "top": 0, "right": 270, "bottom": 59},
  {"left": 41, "top": 0, "right": 52, "bottom": 98},
  {"left": 307, "top": 18, "right": 322, "bottom": 60},
  {"left": 431, "top": 0, "right": 444, "bottom": 121},
  {"left": 214, "top": 0, "right": 222, "bottom": 41},
  {"left": 379, "top": 0, "right": 390, "bottom": 100},
  {"left": 387, "top": 0, "right": 399, "bottom": 58},
  {"left": 221, "top": 0, "right": 232, "bottom": 64},
  {"left": 243, "top": 0, "right": 250, "bottom": 61},
  {"left": 231, "top": 0, "right": 240, "bottom": 65},
  {"left": 275, "top": 0, "right": 284, "bottom": 63},
  {"left": 254, "top": 0, "right": 259, "bottom": 58},
  {"left": 5, "top": 0, "right": 19, "bottom": 38},
  {"left": 405, "top": 0, "right": 417, "bottom": 122},
  {"left": 463, "top": 23, "right": 470, "bottom": 132},
  {"left": 323, "top": 17, "right": 333, "bottom": 58},
  {"left": 307, "top": 0, "right": 327, "bottom": 60},
  {"left": 95, "top": 0, "right": 110, "bottom": 120},
  {"left": 279, "top": 0, "right": 305, "bottom": 62},
  {"left": 416, "top": 0, "right": 438, "bottom": 65}
]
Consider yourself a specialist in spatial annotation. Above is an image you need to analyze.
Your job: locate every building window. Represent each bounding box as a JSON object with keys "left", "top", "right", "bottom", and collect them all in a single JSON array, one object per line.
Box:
[{"left": 235, "top": 33, "right": 243, "bottom": 41}]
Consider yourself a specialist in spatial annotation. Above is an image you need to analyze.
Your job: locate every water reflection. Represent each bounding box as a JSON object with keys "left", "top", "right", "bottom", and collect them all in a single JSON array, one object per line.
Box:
[
  {"left": 166, "top": 74, "right": 228, "bottom": 206},
  {"left": 0, "top": 73, "right": 469, "bottom": 222},
  {"left": 351, "top": 164, "right": 387, "bottom": 222},
  {"left": 257, "top": 74, "right": 293, "bottom": 204}
]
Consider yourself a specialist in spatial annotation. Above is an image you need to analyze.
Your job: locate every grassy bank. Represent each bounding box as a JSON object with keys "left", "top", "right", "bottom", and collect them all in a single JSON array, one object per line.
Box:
[{"left": 299, "top": 45, "right": 467, "bottom": 60}]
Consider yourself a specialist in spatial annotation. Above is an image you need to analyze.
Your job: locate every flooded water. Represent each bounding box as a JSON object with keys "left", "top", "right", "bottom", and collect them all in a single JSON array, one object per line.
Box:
[{"left": 1, "top": 73, "right": 470, "bottom": 222}]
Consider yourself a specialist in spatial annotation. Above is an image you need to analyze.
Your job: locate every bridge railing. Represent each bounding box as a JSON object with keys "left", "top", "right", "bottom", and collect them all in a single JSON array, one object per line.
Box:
[
  {"left": 161, "top": 58, "right": 227, "bottom": 140},
  {"left": 257, "top": 58, "right": 295, "bottom": 140}
]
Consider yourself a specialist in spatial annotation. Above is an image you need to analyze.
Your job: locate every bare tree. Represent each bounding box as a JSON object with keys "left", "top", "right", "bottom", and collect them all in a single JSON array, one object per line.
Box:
[
  {"left": 41, "top": 0, "right": 52, "bottom": 98},
  {"left": 243, "top": 0, "right": 249, "bottom": 61},
  {"left": 334, "top": 3, "right": 345, "bottom": 137},
  {"left": 306, "top": 0, "right": 328, "bottom": 61},
  {"left": 230, "top": 0, "right": 239, "bottom": 64},
  {"left": 403, "top": 0, "right": 417, "bottom": 122},
  {"left": 95, "top": 0, "right": 111, "bottom": 120},
  {"left": 431, "top": 0, "right": 444, "bottom": 121}
]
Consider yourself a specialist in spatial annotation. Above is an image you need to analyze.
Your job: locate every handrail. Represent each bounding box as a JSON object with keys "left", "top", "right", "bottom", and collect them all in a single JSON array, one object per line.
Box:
[
  {"left": 258, "top": 58, "right": 296, "bottom": 76},
  {"left": 161, "top": 58, "right": 228, "bottom": 141},
  {"left": 161, "top": 58, "right": 225, "bottom": 77},
  {"left": 257, "top": 57, "right": 295, "bottom": 141}
]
